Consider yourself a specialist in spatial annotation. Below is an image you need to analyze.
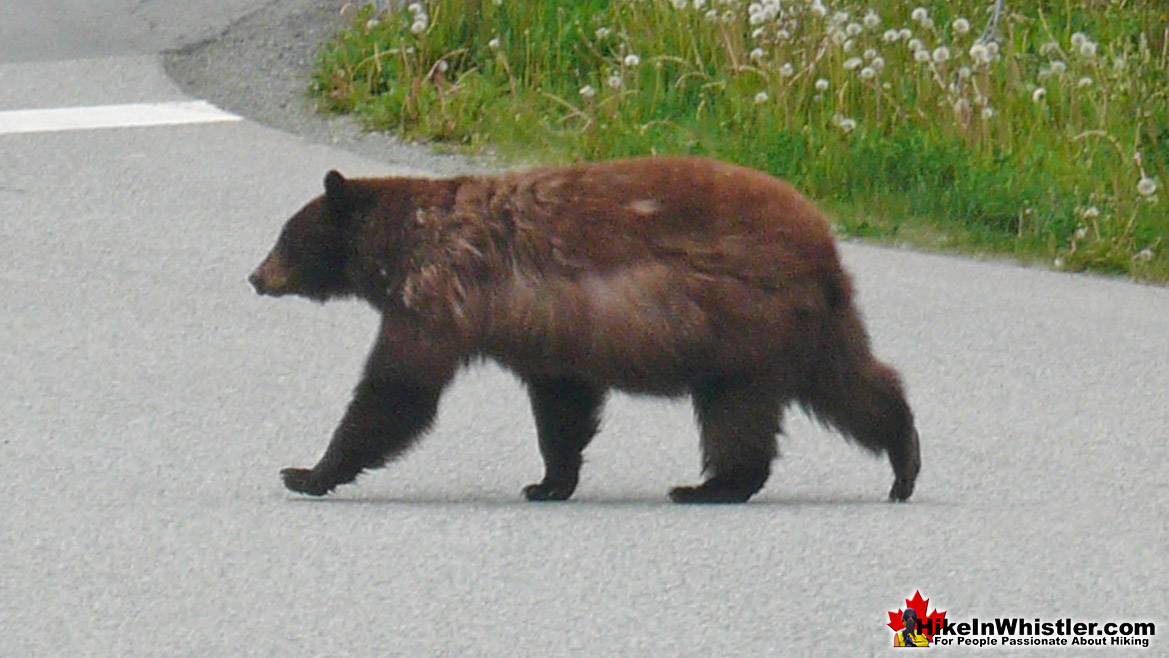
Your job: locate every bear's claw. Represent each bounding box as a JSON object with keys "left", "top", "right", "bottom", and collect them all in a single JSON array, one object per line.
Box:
[
  {"left": 281, "top": 467, "right": 333, "bottom": 496},
  {"left": 523, "top": 481, "right": 575, "bottom": 502}
]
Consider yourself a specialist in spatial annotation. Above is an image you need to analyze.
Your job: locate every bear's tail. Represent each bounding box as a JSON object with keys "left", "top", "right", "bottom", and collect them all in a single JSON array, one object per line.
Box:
[{"left": 799, "top": 293, "right": 920, "bottom": 501}]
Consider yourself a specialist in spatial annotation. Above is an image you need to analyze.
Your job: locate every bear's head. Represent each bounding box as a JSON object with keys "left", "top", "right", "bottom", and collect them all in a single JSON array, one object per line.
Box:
[{"left": 250, "top": 170, "right": 360, "bottom": 303}]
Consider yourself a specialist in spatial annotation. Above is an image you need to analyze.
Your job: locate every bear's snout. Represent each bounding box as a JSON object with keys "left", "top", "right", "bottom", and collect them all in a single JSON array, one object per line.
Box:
[{"left": 249, "top": 252, "right": 288, "bottom": 296}]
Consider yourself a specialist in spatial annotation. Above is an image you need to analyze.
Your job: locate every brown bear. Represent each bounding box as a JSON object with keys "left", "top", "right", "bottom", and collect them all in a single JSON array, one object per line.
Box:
[{"left": 249, "top": 156, "right": 920, "bottom": 503}]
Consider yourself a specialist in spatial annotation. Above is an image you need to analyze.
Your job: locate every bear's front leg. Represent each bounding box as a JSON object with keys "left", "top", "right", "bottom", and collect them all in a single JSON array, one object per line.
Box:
[
  {"left": 523, "top": 378, "right": 607, "bottom": 502},
  {"left": 282, "top": 316, "right": 458, "bottom": 496},
  {"left": 281, "top": 378, "right": 443, "bottom": 496}
]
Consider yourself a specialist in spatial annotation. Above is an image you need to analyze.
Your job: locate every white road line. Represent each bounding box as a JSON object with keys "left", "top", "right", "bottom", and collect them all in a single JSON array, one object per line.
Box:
[{"left": 0, "top": 100, "right": 241, "bottom": 135}]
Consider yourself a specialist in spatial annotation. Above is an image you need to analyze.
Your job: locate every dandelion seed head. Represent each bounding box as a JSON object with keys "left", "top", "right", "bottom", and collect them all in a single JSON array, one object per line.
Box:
[
  {"left": 365, "top": 18, "right": 380, "bottom": 30},
  {"left": 407, "top": 2, "right": 423, "bottom": 13},
  {"left": 832, "top": 11, "right": 850, "bottom": 26},
  {"left": 981, "top": 106, "right": 995, "bottom": 119},
  {"left": 1138, "top": 177, "right": 1158, "bottom": 196},
  {"left": 1135, "top": 247, "right": 1155, "bottom": 262},
  {"left": 750, "top": 47, "right": 765, "bottom": 61},
  {"left": 864, "top": 48, "right": 877, "bottom": 60},
  {"left": 952, "top": 18, "right": 970, "bottom": 34},
  {"left": 1081, "top": 206, "right": 1100, "bottom": 219},
  {"left": 750, "top": 12, "right": 766, "bottom": 25},
  {"left": 814, "top": 78, "right": 830, "bottom": 91},
  {"left": 846, "top": 22, "right": 862, "bottom": 37},
  {"left": 933, "top": 46, "right": 951, "bottom": 63},
  {"left": 958, "top": 66, "right": 971, "bottom": 79},
  {"left": 843, "top": 39, "right": 856, "bottom": 52},
  {"left": 837, "top": 117, "right": 857, "bottom": 132},
  {"left": 776, "top": 28, "right": 791, "bottom": 40},
  {"left": 488, "top": 37, "right": 501, "bottom": 49},
  {"left": 579, "top": 84, "right": 596, "bottom": 98},
  {"left": 704, "top": 9, "right": 719, "bottom": 21},
  {"left": 1071, "top": 32, "right": 1087, "bottom": 48},
  {"left": 1080, "top": 40, "right": 1098, "bottom": 57},
  {"left": 810, "top": 2, "right": 827, "bottom": 18},
  {"left": 752, "top": 27, "right": 766, "bottom": 40},
  {"left": 1038, "top": 66, "right": 1051, "bottom": 80},
  {"left": 954, "top": 98, "right": 970, "bottom": 113},
  {"left": 969, "top": 43, "right": 991, "bottom": 64},
  {"left": 860, "top": 66, "right": 876, "bottom": 80},
  {"left": 908, "top": 38, "right": 924, "bottom": 52},
  {"left": 692, "top": 0, "right": 707, "bottom": 9},
  {"left": 863, "top": 12, "right": 880, "bottom": 29},
  {"left": 754, "top": 91, "right": 769, "bottom": 104},
  {"left": 1040, "top": 41, "right": 1059, "bottom": 56},
  {"left": 596, "top": 27, "right": 611, "bottom": 39},
  {"left": 1078, "top": 76, "right": 1093, "bottom": 88},
  {"left": 671, "top": 0, "right": 687, "bottom": 9},
  {"left": 843, "top": 57, "right": 863, "bottom": 70},
  {"left": 779, "top": 62, "right": 795, "bottom": 76},
  {"left": 883, "top": 29, "right": 899, "bottom": 42},
  {"left": 624, "top": 54, "right": 641, "bottom": 67},
  {"left": 898, "top": 28, "right": 912, "bottom": 41},
  {"left": 914, "top": 49, "right": 931, "bottom": 63},
  {"left": 911, "top": 7, "right": 928, "bottom": 24},
  {"left": 411, "top": 20, "right": 427, "bottom": 34},
  {"left": 1050, "top": 60, "right": 1067, "bottom": 75},
  {"left": 987, "top": 41, "right": 1000, "bottom": 57},
  {"left": 871, "top": 56, "right": 885, "bottom": 71},
  {"left": 1032, "top": 87, "right": 1047, "bottom": 103},
  {"left": 607, "top": 75, "right": 623, "bottom": 89},
  {"left": 1053, "top": 257, "right": 1065, "bottom": 268},
  {"left": 831, "top": 30, "right": 846, "bottom": 45},
  {"left": 1074, "top": 226, "right": 1088, "bottom": 240},
  {"left": 920, "top": 17, "right": 934, "bottom": 29}
]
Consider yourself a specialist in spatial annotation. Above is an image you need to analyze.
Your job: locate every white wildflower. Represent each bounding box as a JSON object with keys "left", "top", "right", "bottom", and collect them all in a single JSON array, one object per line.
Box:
[
  {"left": 1137, "top": 177, "right": 1158, "bottom": 196},
  {"left": 969, "top": 43, "right": 991, "bottom": 64},
  {"left": 624, "top": 54, "right": 641, "bottom": 67},
  {"left": 365, "top": 18, "right": 380, "bottom": 30},
  {"left": 754, "top": 91, "right": 769, "bottom": 104},
  {"left": 837, "top": 117, "right": 857, "bottom": 132},
  {"left": 488, "top": 37, "right": 501, "bottom": 50},
  {"left": 579, "top": 85, "right": 596, "bottom": 98},
  {"left": 596, "top": 27, "right": 611, "bottom": 39},
  {"left": 815, "top": 78, "right": 830, "bottom": 91},
  {"left": 1074, "top": 226, "right": 1088, "bottom": 240},
  {"left": 952, "top": 18, "right": 970, "bottom": 34}
]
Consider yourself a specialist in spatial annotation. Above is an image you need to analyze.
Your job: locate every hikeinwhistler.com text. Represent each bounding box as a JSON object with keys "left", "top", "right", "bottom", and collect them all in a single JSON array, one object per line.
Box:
[{"left": 921, "top": 617, "right": 1155, "bottom": 648}]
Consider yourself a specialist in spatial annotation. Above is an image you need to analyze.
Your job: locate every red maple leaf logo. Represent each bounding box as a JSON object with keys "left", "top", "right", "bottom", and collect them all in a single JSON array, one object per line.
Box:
[{"left": 887, "top": 590, "right": 947, "bottom": 641}]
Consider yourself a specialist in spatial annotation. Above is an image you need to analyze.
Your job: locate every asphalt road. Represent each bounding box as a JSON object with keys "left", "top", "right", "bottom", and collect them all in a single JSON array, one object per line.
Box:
[{"left": 1, "top": 2, "right": 1166, "bottom": 656}]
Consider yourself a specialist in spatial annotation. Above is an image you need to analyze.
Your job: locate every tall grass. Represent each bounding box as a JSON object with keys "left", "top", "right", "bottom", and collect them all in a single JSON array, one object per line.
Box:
[{"left": 312, "top": 0, "right": 1168, "bottom": 281}]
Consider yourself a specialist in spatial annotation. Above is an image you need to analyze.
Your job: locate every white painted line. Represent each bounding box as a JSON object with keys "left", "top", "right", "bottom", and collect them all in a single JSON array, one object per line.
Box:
[{"left": 0, "top": 100, "right": 242, "bottom": 136}]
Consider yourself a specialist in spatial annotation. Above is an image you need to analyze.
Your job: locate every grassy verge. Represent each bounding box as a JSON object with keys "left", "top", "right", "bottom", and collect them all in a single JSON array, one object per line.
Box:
[{"left": 311, "top": 0, "right": 1168, "bottom": 281}]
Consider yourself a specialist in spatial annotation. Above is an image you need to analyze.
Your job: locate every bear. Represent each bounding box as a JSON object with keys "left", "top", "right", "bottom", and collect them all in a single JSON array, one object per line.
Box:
[{"left": 249, "top": 156, "right": 920, "bottom": 503}]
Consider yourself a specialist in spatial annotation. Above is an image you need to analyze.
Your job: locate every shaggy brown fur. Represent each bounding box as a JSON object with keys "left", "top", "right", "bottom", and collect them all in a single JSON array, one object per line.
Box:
[{"left": 250, "top": 156, "right": 920, "bottom": 503}]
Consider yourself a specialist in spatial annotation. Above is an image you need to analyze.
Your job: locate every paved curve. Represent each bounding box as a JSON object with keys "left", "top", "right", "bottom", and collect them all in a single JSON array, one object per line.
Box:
[{"left": 1, "top": 2, "right": 1166, "bottom": 656}]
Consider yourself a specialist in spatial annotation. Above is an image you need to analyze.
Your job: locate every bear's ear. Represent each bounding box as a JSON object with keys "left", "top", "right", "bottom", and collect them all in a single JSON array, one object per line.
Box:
[{"left": 323, "top": 170, "right": 350, "bottom": 216}]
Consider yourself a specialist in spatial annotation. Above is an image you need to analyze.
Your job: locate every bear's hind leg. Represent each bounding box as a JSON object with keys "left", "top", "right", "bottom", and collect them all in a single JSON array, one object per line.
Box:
[
  {"left": 523, "top": 378, "right": 606, "bottom": 502},
  {"left": 670, "top": 380, "right": 781, "bottom": 504}
]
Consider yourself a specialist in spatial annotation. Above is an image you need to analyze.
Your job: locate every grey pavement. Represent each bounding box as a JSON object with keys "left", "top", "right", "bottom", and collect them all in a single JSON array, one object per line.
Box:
[{"left": 1, "top": 2, "right": 1166, "bottom": 657}]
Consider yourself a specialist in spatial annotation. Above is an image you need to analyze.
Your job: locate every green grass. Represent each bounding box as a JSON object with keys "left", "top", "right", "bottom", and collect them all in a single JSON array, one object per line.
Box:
[{"left": 311, "top": 0, "right": 1169, "bottom": 281}]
